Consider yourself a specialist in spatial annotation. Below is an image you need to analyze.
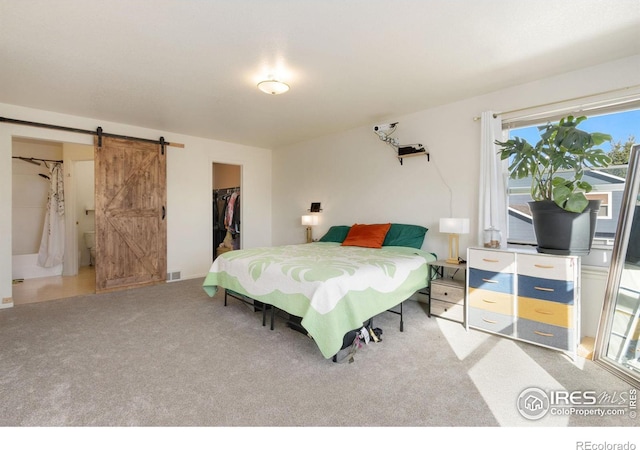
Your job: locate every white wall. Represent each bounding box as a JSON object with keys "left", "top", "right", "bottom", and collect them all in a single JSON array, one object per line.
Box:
[
  {"left": 0, "top": 103, "right": 272, "bottom": 307},
  {"left": 61, "top": 142, "right": 95, "bottom": 276},
  {"left": 75, "top": 160, "right": 95, "bottom": 267},
  {"left": 272, "top": 55, "right": 640, "bottom": 338}
]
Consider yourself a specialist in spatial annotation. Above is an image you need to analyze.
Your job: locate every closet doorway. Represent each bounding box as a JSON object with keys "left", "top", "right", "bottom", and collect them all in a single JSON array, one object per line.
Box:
[{"left": 212, "top": 162, "right": 241, "bottom": 260}]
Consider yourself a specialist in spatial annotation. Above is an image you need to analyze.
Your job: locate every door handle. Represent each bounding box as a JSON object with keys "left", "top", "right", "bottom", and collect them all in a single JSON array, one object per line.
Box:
[{"left": 162, "top": 206, "right": 166, "bottom": 220}]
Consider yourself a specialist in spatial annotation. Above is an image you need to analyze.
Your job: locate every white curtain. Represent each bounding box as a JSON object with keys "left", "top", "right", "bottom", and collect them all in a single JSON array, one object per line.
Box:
[
  {"left": 38, "top": 162, "right": 65, "bottom": 268},
  {"left": 478, "top": 111, "right": 508, "bottom": 248}
]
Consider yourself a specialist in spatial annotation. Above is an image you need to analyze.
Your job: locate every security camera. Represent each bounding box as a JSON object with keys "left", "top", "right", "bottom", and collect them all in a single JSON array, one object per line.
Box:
[{"left": 373, "top": 122, "right": 398, "bottom": 134}]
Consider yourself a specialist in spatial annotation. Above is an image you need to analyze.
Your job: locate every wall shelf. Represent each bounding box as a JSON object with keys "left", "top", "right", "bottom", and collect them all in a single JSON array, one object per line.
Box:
[{"left": 397, "top": 147, "right": 429, "bottom": 165}]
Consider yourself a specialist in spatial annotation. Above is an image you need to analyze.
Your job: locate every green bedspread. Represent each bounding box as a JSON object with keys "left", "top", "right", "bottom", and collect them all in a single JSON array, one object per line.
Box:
[{"left": 202, "top": 242, "right": 435, "bottom": 359}]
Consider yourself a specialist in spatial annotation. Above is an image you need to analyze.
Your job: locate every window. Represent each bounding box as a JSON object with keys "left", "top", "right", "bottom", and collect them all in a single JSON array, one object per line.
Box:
[
  {"left": 586, "top": 192, "right": 613, "bottom": 219},
  {"left": 504, "top": 107, "right": 639, "bottom": 248}
]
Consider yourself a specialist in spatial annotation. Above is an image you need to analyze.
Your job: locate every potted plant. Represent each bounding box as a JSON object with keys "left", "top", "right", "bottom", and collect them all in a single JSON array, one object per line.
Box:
[{"left": 495, "top": 115, "right": 612, "bottom": 255}]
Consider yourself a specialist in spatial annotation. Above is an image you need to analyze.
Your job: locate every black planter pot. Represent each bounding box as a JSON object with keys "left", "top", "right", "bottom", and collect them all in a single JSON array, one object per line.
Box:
[{"left": 529, "top": 199, "right": 601, "bottom": 256}]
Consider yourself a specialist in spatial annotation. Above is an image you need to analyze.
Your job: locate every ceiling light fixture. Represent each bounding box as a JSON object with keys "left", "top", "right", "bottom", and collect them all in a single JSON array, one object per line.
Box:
[{"left": 257, "top": 79, "right": 290, "bottom": 95}]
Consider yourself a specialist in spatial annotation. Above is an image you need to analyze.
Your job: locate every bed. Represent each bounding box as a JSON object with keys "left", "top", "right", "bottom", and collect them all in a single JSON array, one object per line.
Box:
[{"left": 202, "top": 223, "right": 435, "bottom": 359}]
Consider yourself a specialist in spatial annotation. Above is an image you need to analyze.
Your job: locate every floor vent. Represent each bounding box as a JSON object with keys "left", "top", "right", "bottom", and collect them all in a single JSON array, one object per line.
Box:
[{"left": 167, "top": 271, "right": 182, "bottom": 281}]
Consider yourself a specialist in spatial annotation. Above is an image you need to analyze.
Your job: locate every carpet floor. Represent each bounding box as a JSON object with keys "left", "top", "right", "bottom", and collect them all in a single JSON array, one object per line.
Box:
[{"left": 1, "top": 277, "right": 637, "bottom": 445}]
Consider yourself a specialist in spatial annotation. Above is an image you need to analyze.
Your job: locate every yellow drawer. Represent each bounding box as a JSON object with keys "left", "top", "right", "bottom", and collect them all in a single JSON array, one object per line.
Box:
[
  {"left": 518, "top": 296, "right": 573, "bottom": 328},
  {"left": 468, "top": 288, "right": 514, "bottom": 315}
]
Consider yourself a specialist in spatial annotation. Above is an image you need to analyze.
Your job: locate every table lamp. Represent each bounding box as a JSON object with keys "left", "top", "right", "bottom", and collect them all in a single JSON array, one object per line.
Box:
[
  {"left": 439, "top": 218, "right": 470, "bottom": 264},
  {"left": 302, "top": 215, "right": 319, "bottom": 243}
]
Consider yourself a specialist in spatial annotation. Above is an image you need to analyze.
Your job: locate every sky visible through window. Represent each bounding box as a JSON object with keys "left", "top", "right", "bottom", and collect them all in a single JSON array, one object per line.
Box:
[{"left": 509, "top": 109, "right": 640, "bottom": 151}]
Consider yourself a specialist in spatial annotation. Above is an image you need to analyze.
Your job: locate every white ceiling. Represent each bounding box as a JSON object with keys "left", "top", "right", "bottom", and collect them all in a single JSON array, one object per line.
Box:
[{"left": 1, "top": 0, "right": 639, "bottom": 149}]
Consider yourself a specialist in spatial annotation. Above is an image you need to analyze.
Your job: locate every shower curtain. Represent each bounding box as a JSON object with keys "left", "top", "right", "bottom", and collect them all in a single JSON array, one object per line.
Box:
[{"left": 38, "top": 162, "right": 65, "bottom": 268}]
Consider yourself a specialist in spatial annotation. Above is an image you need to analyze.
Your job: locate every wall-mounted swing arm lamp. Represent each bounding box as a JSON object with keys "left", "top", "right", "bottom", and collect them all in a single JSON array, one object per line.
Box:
[
  {"left": 439, "top": 218, "right": 470, "bottom": 264},
  {"left": 373, "top": 122, "right": 400, "bottom": 147},
  {"left": 301, "top": 215, "right": 319, "bottom": 243}
]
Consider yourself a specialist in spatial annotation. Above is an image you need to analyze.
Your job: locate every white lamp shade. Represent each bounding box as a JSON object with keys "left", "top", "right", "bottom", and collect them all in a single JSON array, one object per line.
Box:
[
  {"left": 439, "top": 218, "right": 470, "bottom": 234},
  {"left": 301, "top": 215, "right": 319, "bottom": 226}
]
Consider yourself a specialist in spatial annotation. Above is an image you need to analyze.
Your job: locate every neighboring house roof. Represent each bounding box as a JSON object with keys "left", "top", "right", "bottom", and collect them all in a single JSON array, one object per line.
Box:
[
  {"left": 507, "top": 171, "right": 626, "bottom": 243},
  {"left": 508, "top": 171, "right": 626, "bottom": 189}
]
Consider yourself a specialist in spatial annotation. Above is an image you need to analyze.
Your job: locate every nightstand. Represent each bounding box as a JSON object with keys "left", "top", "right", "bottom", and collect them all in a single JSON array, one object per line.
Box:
[{"left": 427, "top": 260, "right": 467, "bottom": 329}]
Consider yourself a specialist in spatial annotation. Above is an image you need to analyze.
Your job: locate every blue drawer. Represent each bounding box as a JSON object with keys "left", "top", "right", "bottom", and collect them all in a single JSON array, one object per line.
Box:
[
  {"left": 518, "top": 275, "right": 574, "bottom": 304},
  {"left": 517, "top": 318, "right": 573, "bottom": 351},
  {"left": 468, "top": 268, "right": 514, "bottom": 294}
]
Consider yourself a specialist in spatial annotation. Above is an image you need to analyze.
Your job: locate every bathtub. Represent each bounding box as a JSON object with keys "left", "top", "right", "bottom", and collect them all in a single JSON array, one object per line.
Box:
[{"left": 12, "top": 254, "right": 63, "bottom": 280}]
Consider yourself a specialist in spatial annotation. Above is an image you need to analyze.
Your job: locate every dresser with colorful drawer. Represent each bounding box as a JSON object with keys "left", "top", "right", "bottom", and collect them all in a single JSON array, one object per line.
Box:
[{"left": 466, "top": 247, "right": 580, "bottom": 358}]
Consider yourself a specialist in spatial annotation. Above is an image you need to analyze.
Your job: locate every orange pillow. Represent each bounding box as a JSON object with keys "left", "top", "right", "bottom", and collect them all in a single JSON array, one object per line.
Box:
[{"left": 341, "top": 223, "right": 392, "bottom": 248}]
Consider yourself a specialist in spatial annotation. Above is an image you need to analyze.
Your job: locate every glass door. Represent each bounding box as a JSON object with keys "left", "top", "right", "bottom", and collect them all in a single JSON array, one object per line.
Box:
[{"left": 595, "top": 144, "right": 640, "bottom": 388}]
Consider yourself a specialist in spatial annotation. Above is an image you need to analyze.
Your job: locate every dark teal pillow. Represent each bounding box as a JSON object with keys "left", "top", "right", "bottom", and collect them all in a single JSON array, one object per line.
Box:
[
  {"left": 318, "top": 225, "right": 351, "bottom": 243},
  {"left": 382, "top": 223, "right": 428, "bottom": 249}
]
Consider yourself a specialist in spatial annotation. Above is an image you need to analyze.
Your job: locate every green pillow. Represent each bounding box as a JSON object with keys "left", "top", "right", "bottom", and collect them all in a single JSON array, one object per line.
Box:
[
  {"left": 382, "top": 223, "right": 428, "bottom": 249},
  {"left": 318, "top": 225, "right": 351, "bottom": 243}
]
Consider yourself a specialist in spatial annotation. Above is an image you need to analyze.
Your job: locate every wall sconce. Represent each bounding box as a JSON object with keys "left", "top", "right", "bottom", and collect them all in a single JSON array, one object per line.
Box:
[
  {"left": 439, "top": 218, "right": 470, "bottom": 264},
  {"left": 302, "top": 215, "right": 319, "bottom": 243}
]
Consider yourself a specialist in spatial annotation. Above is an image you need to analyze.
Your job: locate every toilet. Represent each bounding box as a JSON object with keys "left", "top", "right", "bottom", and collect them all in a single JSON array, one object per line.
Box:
[{"left": 83, "top": 231, "right": 96, "bottom": 266}]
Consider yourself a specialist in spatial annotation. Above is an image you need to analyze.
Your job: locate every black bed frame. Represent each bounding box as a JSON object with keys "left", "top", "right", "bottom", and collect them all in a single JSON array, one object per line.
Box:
[
  {"left": 223, "top": 289, "right": 405, "bottom": 335},
  {"left": 224, "top": 288, "right": 407, "bottom": 362},
  {"left": 224, "top": 290, "right": 276, "bottom": 330}
]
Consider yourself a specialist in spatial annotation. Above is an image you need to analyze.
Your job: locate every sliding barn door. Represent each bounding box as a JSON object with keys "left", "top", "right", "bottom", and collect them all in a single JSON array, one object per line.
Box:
[{"left": 94, "top": 136, "right": 167, "bottom": 293}]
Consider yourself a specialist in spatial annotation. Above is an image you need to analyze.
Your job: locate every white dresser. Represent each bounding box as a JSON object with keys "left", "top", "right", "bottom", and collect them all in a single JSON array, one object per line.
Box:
[{"left": 466, "top": 247, "right": 580, "bottom": 358}]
